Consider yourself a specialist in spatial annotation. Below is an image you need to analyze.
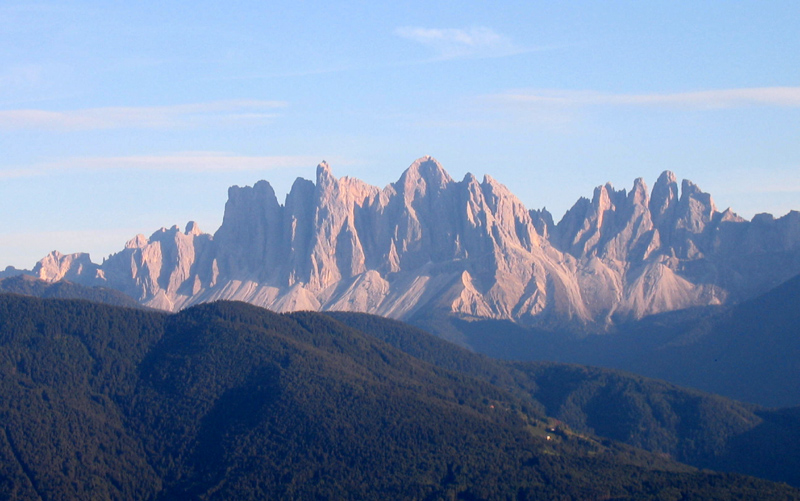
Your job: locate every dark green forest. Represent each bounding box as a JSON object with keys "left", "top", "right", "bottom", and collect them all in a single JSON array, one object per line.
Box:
[
  {"left": 1, "top": 294, "right": 798, "bottom": 499},
  {"left": 330, "top": 311, "right": 800, "bottom": 488}
]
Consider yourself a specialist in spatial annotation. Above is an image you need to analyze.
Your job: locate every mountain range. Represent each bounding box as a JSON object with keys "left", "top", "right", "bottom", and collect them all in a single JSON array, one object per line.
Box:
[{"left": 24, "top": 157, "right": 800, "bottom": 329}]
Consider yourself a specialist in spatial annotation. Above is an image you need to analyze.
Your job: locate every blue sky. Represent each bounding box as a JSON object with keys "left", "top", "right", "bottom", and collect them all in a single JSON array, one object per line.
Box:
[{"left": 1, "top": 1, "right": 799, "bottom": 269}]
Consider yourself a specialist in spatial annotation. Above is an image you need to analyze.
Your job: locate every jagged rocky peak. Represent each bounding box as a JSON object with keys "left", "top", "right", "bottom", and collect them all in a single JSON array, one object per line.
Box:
[
  {"left": 552, "top": 172, "right": 717, "bottom": 261},
  {"left": 33, "top": 251, "right": 99, "bottom": 283},
  {"left": 553, "top": 180, "right": 630, "bottom": 258},
  {"left": 126, "top": 234, "right": 148, "bottom": 249},
  {"left": 223, "top": 179, "right": 281, "bottom": 212},
  {"left": 24, "top": 158, "right": 800, "bottom": 328},
  {"left": 674, "top": 178, "right": 717, "bottom": 233},
  {"left": 593, "top": 182, "right": 626, "bottom": 211},
  {"left": 679, "top": 179, "right": 716, "bottom": 211},
  {"left": 150, "top": 225, "right": 179, "bottom": 240},
  {"left": 478, "top": 173, "right": 541, "bottom": 250},
  {"left": 717, "top": 208, "right": 744, "bottom": 224},
  {"left": 480, "top": 174, "right": 518, "bottom": 206},
  {"left": 284, "top": 177, "right": 316, "bottom": 224},
  {"left": 315, "top": 160, "right": 335, "bottom": 189},
  {"left": 530, "top": 208, "right": 554, "bottom": 238},
  {"left": 317, "top": 159, "right": 331, "bottom": 174},
  {"left": 397, "top": 156, "right": 454, "bottom": 196},
  {"left": 185, "top": 221, "right": 203, "bottom": 236},
  {"left": 220, "top": 179, "right": 282, "bottom": 228},
  {"left": 314, "top": 160, "right": 379, "bottom": 209},
  {"left": 629, "top": 178, "right": 649, "bottom": 206},
  {"left": 649, "top": 170, "right": 679, "bottom": 225}
]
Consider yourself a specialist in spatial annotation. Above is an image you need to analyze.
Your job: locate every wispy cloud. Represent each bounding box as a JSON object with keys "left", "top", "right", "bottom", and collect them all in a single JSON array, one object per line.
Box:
[
  {"left": 395, "top": 26, "right": 527, "bottom": 60},
  {"left": 72, "top": 152, "right": 323, "bottom": 171},
  {"left": 5, "top": 152, "right": 324, "bottom": 177},
  {"left": 0, "top": 100, "right": 287, "bottom": 131},
  {"left": 0, "top": 168, "right": 41, "bottom": 180},
  {"left": 491, "top": 87, "right": 800, "bottom": 109}
]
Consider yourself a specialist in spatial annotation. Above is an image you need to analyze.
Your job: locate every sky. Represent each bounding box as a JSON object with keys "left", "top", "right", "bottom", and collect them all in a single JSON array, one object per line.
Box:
[{"left": 1, "top": 1, "right": 799, "bottom": 269}]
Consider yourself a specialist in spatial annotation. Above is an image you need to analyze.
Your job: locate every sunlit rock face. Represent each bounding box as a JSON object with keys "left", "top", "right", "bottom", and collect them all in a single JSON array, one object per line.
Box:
[{"left": 33, "top": 157, "right": 800, "bottom": 327}]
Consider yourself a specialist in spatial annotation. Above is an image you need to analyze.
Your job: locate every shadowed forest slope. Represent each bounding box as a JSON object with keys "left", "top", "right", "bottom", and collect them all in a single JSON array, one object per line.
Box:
[{"left": 0, "top": 294, "right": 798, "bottom": 499}]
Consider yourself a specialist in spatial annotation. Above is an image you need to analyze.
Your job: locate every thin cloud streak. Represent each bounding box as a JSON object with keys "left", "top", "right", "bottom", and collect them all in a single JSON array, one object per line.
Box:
[
  {"left": 0, "top": 168, "right": 44, "bottom": 180},
  {"left": 493, "top": 87, "right": 800, "bottom": 109},
  {"left": 3, "top": 153, "right": 329, "bottom": 178},
  {"left": 204, "top": 64, "right": 359, "bottom": 82},
  {"left": 73, "top": 153, "right": 323, "bottom": 171},
  {"left": 0, "top": 100, "right": 287, "bottom": 131},
  {"left": 395, "top": 26, "right": 529, "bottom": 60},
  {"left": 208, "top": 28, "right": 553, "bottom": 83}
]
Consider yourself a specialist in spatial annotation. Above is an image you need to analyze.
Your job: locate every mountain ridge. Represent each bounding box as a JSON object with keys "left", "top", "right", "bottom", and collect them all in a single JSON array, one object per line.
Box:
[{"left": 26, "top": 156, "right": 800, "bottom": 327}]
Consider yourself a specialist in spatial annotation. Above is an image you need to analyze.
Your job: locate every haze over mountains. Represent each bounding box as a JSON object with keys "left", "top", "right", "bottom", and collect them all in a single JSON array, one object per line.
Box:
[{"left": 26, "top": 157, "right": 800, "bottom": 328}]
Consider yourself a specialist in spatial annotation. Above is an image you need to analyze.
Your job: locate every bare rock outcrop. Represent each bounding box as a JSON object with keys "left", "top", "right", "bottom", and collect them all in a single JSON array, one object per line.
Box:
[
  {"left": 30, "top": 157, "right": 800, "bottom": 329},
  {"left": 33, "top": 251, "right": 100, "bottom": 283}
]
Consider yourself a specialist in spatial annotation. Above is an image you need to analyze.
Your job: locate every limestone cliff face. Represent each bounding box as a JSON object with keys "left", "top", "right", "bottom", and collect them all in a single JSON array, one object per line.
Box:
[
  {"left": 550, "top": 170, "right": 800, "bottom": 320},
  {"left": 93, "top": 222, "right": 215, "bottom": 311},
  {"left": 33, "top": 251, "right": 101, "bottom": 283},
  {"left": 32, "top": 157, "right": 800, "bottom": 327}
]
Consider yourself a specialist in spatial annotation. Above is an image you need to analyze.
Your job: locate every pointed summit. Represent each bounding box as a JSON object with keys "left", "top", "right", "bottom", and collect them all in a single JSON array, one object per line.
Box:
[
  {"left": 481, "top": 174, "right": 507, "bottom": 193},
  {"left": 629, "top": 178, "right": 649, "bottom": 206},
  {"left": 316, "top": 160, "right": 335, "bottom": 188},
  {"left": 185, "top": 221, "right": 202, "bottom": 236},
  {"left": 399, "top": 156, "right": 453, "bottom": 191},
  {"left": 675, "top": 179, "right": 717, "bottom": 233},
  {"left": 656, "top": 170, "right": 677, "bottom": 185},
  {"left": 679, "top": 179, "right": 716, "bottom": 214},
  {"left": 649, "top": 170, "right": 679, "bottom": 226}
]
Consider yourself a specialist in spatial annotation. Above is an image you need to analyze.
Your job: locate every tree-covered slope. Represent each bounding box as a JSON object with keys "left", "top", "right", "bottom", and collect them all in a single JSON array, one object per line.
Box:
[
  {"left": 0, "top": 294, "right": 798, "bottom": 499},
  {"left": 0, "top": 294, "right": 166, "bottom": 499},
  {"left": 329, "top": 311, "right": 800, "bottom": 488}
]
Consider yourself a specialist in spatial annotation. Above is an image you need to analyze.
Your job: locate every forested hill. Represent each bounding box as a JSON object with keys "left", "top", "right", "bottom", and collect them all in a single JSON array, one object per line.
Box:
[
  {"left": 0, "top": 294, "right": 798, "bottom": 499},
  {"left": 328, "top": 311, "right": 800, "bottom": 488}
]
